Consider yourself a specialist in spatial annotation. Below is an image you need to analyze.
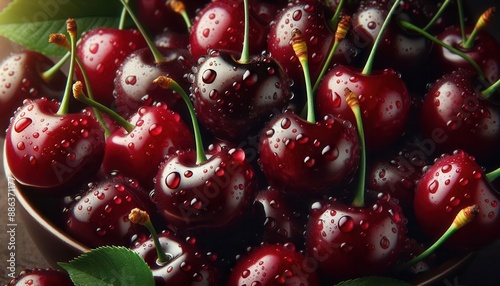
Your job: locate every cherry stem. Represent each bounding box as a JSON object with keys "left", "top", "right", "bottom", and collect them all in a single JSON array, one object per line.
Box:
[
  {"left": 462, "top": 7, "right": 495, "bottom": 49},
  {"left": 314, "top": 15, "right": 351, "bottom": 93},
  {"left": 398, "top": 20, "right": 486, "bottom": 81},
  {"left": 481, "top": 77, "right": 500, "bottom": 99},
  {"left": 118, "top": 0, "right": 129, "bottom": 30},
  {"left": 398, "top": 205, "right": 478, "bottom": 270},
  {"left": 170, "top": 0, "right": 192, "bottom": 31},
  {"left": 119, "top": 0, "right": 166, "bottom": 63},
  {"left": 362, "top": 0, "right": 401, "bottom": 75},
  {"left": 129, "top": 208, "right": 170, "bottom": 264},
  {"left": 238, "top": 0, "right": 250, "bottom": 64},
  {"left": 345, "top": 88, "right": 366, "bottom": 207},
  {"left": 422, "top": 0, "right": 452, "bottom": 31},
  {"left": 457, "top": 0, "right": 466, "bottom": 43},
  {"left": 154, "top": 76, "right": 207, "bottom": 165},
  {"left": 486, "top": 167, "right": 500, "bottom": 182},
  {"left": 328, "top": 0, "right": 346, "bottom": 29},
  {"left": 73, "top": 81, "right": 134, "bottom": 133},
  {"left": 40, "top": 52, "right": 70, "bottom": 83},
  {"left": 291, "top": 29, "right": 315, "bottom": 123},
  {"left": 57, "top": 19, "right": 78, "bottom": 116}
]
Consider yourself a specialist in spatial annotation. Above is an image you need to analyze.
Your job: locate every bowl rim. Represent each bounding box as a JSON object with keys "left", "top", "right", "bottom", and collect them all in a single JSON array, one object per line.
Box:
[{"left": 3, "top": 143, "right": 89, "bottom": 254}]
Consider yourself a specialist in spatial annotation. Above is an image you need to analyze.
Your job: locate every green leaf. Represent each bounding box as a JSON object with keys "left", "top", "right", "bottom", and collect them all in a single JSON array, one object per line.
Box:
[
  {"left": 335, "top": 276, "right": 412, "bottom": 286},
  {"left": 58, "top": 246, "right": 155, "bottom": 286},
  {"left": 0, "top": 0, "right": 124, "bottom": 56}
]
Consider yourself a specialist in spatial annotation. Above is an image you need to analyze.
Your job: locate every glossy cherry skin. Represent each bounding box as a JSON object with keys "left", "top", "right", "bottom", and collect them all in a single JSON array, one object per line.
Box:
[
  {"left": 75, "top": 28, "right": 148, "bottom": 107},
  {"left": 254, "top": 186, "right": 308, "bottom": 247},
  {"left": 152, "top": 145, "right": 257, "bottom": 232},
  {"left": 63, "top": 171, "right": 154, "bottom": 248},
  {"left": 315, "top": 65, "right": 411, "bottom": 150},
  {"left": 4, "top": 98, "right": 105, "bottom": 193},
  {"left": 305, "top": 193, "right": 407, "bottom": 281},
  {"left": 259, "top": 112, "right": 360, "bottom": 201},
  {"left": 227, "top": 243, "right": 320, "bottom": 286},
  {"left": 6, "top": 268, "right": 73, "bottom": 286},
  {"left": 113, "top": 47, "right": 194, "bottom": 119},
  {"left": 419, "top": 69, "right": 500, "bottom": 164},
  {"left": 267, "top": 0, "right": 355, "bottom": 93},
  {"left": 131, "top": 230, "right": 220, "bottom": 285},
  {"left": 432, "top": 26, "right": 500, "bottom": 84},
  {"left": 0, "top": 51, "right": 66, "bottom": 137},
  {"left": 189, "top": 0, "right": 268, "bottom": 61},
  {"left": 413, "top": 150, "right": 500, "bottom": 251},
  {"left": 190, "top": 50, "right": 293, "bottom": 142},
  {"left": 101, "top": 102, "right": 195, "bottom": 190}
]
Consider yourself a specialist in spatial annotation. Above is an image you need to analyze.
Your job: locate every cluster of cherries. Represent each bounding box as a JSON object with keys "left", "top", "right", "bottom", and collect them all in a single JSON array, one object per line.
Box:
[{"left": 2, "top": 0, "right": 500, "bottom": 285}]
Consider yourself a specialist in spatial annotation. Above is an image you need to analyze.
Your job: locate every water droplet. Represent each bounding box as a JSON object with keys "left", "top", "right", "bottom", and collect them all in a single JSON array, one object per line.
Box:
[
  {"left": 209, "top": 89, "right": 219, "bottom": 100},
  {"left": 89, "top": 43, "right": 99, "bottom": 54},
  {"left": 429, "top": 180, "right": 439, "bottom": 193},
  {"left": 202, "top": 69, "right": 217, "bottom": 84},
  {"left": 322, "top": 145, "right": 339, "bottom": 161},
  {"left": 284, "top": 139, "right": 295, "bottom": 149},
  {"left": 380, "top": 236, "right": 390, "bottom": 249},
  {"left": 281, "top": 117, "right": 291, "bottom": 129},
  {"left": 242, "top": 269, "right": 251, "bottom": 278},
  {"left": 367, "top": 21, "right": 377, "bottom": 29},
  {"left": 229, "top": 148, "right": 245, "bottom": 162},
  {"left": 292, "top": 10, "right": 302, "bottom": 21},
  {"left": 296, "top": 134, "right": 308, "bottom": 144},
  {"left": 215, "top": 167, "right": 225, "bottom": 176},
  {"left": 304, "top": 156, "right": 315, "bottom": 167},
  {"left": 180, "top": 261, "right": 192, "bottom": 272},
  {"left": 184, "top": 170, "right": 193, "bottom": 178},
  {"left": 338, "top": 216, "right": 354, "bottom": 233},
  {"left": 166, "top": 172, "right": 181, "bottom": 189},
  {"left": 265, "top": 128, "right": 275, "bottom": 137},
  {"left": 14, "top": 117, "right": 32, "bottom": 132},
  {"left": 96, "top": 228, "right": 106, "bottom": 236},
  {"left": 125, "top": 75, "right": 137, "bottom": 85},
  {"left": 441, "top": 164, "right": 452, "bottom": 173},
  {"left": 242, "top": 70, "right": 258, "bottom": 85},
  {"left": 203, "top": 28, "right": 210, "bottom": 38},
  {"left": 17, "top": 142, "right": 25, "bottom": 150},
  {"left": 149, "top": 124, "right": 162, "bottom": 136},
  {"left": 113, "top": 196, "right": 122, "bottom": 204}
]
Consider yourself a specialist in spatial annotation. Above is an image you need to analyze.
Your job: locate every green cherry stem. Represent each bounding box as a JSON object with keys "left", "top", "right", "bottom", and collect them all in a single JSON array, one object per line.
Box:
[
  {"left": 40, "top": 52, "right": 70, "bottom": 83},
  {"left": 73, "top": 81, "right": 134, "bottom": 133},
  {"left": 170, "top": 0, "right": 192, "bottom": 31},
  {"left": 397, "top": 205, "right": 479, "bottom": 270},
  {"left": 398, "top": 20, "right": 486, "bottom": 81},
  {"left": 481, "top": 78, "right": 500, "bottom": 100},
  {"left": 52, "top": 19, "right": 78, "bottom": 116},
  {"left": 154, "top": 76, "right": 207, "bottom": 165},
  {"left": 345, "top": 88, "right": 366, "bottom": 208},
  {"left": 328, "top": 0, "right": 346, "bottom": 29},
  {"left": 119, "top": 0, "right": 166, "bottom": 63},
  {"left": 238, "top": 0, "right": 250, "bottom": 64},
  {"left": 291, "top": 29, "right": 315, "bottom": 123},
  {"left": 486, "top": 167, "right": 500, "bottom": 182},
  {"left": 361, "top": 0, "right": 401, "bottom": 75},
  {"left": 129, "top": 208, "right": 170, "bottom": 264},
  {"left": 462, "top": 7, "right": 496, "bottom": 49},
  {"left": 118, "top": 0, "right": 129, "bottom": 30},
  {"left": 457, "top": 0, "right": 466, "bottom": 43},
  {"left": 422, "top": 0, "right": 452, "bottom": 31},
  {"left": 313, "top": 15, "right": 351, "bottom": 93}
]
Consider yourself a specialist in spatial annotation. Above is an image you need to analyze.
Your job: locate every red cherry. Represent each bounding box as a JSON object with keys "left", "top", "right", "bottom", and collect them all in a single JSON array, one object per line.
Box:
[
  {"left": 6, "top": 268, "right": 73, "bottom": 286},
  {"left": 413, "top": 150, "right": 500, "bottom": 251}
]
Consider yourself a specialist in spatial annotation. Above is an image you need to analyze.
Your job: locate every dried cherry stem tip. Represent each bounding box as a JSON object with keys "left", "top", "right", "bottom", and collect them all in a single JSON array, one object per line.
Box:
[
  {"left": 344, "top": 88, "right": 366, "bottom": 208},
  {"left": 154, "top": 76, "right": 207, "bottom": 165},
  {"left": 462, "top": 7, "right": 496, "bottom": 49},
  {"left": 291, "top": 29, "right": 315, "bottom": 123},
  {"left": 397, "top": 205, "right": 479, "bottom": 271},
  {"left": 66, "top": 18, "right": 77, "bottom": 37},
  {"left": 48, "top": 34, "right": 70, "bottom": 50},
  {"left": 170, "top": 0, "right": 192, "bottom": 30},
  {"left": 129, "top": 208, "right": 170, "bottom": 264}
]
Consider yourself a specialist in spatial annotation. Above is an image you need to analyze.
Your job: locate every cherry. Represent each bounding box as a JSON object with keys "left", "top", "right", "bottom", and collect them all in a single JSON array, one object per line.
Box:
[
  {"left": 75, "top": 28, "right": 148, "bottom": 107},
  {"left": 254, "top": 186, "right": 308, "bottom": 247},
  {"left": 419, "top": 68, "right": 500, "bottom": 164},
  {"left": 305, "top": 88, "right": 407, "bottom": 282},
  {"left": 0, "top": 50, "right": 67, "bottom": 137},
  {"left": 63, "top": 171, "right": 154, "bottom": 248},
  {"left": 413, "top": 150, "right": 500, "bottom": 251},
  {"left": 4, "top": 22, "right": 106, "bottom": 193},
  {"left": 189, "top": 0, "right": 268, "bottom": 61},
  {"left": 129, "top": 208, "right": 220, "bottom": 285},
  {"left": 259, "top": 30, "right": 360, "bottom": 201},
  {"left": 227, "top": 243, "right": 320, "bottom": 285},
  {"left": 315, "top": 0, "right": 411, "bottom": 151},
  {"left": 6, "top": 268, "right": 73, "bottom": 286}
]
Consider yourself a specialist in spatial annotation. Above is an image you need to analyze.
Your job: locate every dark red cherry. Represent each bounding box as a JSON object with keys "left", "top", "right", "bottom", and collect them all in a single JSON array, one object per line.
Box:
[
  {"left": 315, "top": 65, "right": 411, "bottom": 150},
  {"left": 226, "top": 243, "right": 320, "bottom": 286},
  {"left": 75, "top": 28, "right": 148, "bottom": 107},
  {"left": 0, "top": 51, "right": 66, "bottom": 137},
  {"left": 6, "top": 268, "right": 73, "bottom": 286},
  {"left": 63, "top": 171, "right": 154, "bottom": 248},
  {"left": 258, "top": 112, "right": 360, "bottom": 201},
  {"left": 189, "top": 0, "right": 268, "bottom": 61},
  {"left": 131, "top": 230, "right": 220, "bottom": 285},
  {"left": 413, "top": 150, "right": 500, "bottom": 251},
  {"left": 4, "top": 98, "right": 105, "bottom": 193}
]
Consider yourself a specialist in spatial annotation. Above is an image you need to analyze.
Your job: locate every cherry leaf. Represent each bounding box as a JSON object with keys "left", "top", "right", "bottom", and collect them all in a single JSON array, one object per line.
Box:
[
  {"left": 335, "top": 276, "right": 412, "bottom": 286},
  {"left": 58, "top": 246, "right": 154, "bottom": 286},
  {"left": 0, "top": 0, "right": 124, "bottom": 56}
]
